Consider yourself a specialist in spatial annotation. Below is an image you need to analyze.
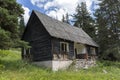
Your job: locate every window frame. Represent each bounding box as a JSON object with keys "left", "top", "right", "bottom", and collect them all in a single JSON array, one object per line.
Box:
[{"left": 60, "top": 42, "right": 69, "bottom": 52}]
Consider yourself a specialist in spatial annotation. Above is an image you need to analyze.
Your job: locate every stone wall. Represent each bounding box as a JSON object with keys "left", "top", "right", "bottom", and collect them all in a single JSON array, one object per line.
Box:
[
  {"left": 32, "top": 59, "right": 96, "bottom": 71},
  {"left": 74, "top": 59, "right": 96, "bottom": 70}
]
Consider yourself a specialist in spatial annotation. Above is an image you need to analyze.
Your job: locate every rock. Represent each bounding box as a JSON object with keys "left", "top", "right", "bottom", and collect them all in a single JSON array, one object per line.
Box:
[{"left": 103, "top": 69, "right": 108, "bottom": 74}]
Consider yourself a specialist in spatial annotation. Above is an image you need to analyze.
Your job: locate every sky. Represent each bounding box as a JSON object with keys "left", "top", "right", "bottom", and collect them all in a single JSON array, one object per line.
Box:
[{"left": 16, "top": 0, "right": 99, "bottom": 25}]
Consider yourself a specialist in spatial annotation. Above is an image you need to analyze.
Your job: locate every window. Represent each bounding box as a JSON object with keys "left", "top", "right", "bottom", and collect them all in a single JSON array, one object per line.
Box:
[
  {"left": 90, "top": 47, "right": 96, "bottom": 55},
  {"left": 60, "top": 42, "right": 69, "bottom": 52},
  {"left": 60, "top": 42, "right": 69, "bottom": 60}
]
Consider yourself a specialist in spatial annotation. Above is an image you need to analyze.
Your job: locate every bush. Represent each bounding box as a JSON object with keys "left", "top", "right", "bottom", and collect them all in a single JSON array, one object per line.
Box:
[{"left": 103, "top": 46, "right": 120, "bottom": 61}]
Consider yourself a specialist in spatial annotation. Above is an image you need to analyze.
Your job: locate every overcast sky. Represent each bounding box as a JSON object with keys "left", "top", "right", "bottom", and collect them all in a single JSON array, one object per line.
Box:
[{"left": 17, "top": 0, "right": 99, "bottom": 24}]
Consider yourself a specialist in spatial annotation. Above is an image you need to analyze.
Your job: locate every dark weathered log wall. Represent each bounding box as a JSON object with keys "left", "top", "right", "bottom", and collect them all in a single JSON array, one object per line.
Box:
[{"left": 22, "top": 12, "right": 52, "bottom": 61}]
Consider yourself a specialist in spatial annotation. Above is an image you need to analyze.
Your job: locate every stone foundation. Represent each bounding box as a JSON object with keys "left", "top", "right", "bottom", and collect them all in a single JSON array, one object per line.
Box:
[
  {"left": 33, "top": 59, "right": 96, "bottom": 71},
  {"left": 74, "top": 59, "right": 96, "bottom": 69},
  {"left": 33, "top": 60, "right": 72, "bottom": 71}
]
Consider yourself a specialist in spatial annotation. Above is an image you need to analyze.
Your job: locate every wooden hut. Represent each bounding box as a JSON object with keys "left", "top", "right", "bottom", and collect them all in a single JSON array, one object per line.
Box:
[{"left": 22, "top": 10, "right": 98, "bottom": 71}]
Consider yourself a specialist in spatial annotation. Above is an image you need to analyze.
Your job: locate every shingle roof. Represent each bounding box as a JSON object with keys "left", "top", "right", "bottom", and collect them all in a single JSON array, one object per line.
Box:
[{"left": 34, "top": 10, "right": 98, "bottom": 47}]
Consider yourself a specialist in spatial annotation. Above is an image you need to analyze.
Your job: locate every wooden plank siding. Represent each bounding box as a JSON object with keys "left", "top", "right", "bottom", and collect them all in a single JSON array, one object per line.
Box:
[{"left": 22, "top": 12, "right": 52, "bottom": 61}]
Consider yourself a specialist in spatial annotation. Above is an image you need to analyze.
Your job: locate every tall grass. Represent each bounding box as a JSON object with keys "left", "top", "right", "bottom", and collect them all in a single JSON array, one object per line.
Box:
[{"left": 0, "top": 49, "right": 120, "bottom": 80}]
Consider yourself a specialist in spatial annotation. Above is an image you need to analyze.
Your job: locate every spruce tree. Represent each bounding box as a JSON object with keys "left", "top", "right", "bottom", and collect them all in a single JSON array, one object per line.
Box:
[
  {"left": 19, "top": 17, "right": 25, "bottom": 38},
  {"left": 94, "top": 0, "right": 120, "bottom": 61},
  {"left": 62, "top": 15, "right": 65, "bottom": 22},
  {"left": 73, "top": 2, "right": 95, "bottom": 38},
  {"left": 0, "top": 28, "right": 12, "bottom": 49},
  {"left": 62, "top": 13, "right": 70, "bottom": 24},
  {"left": 65, "top": 13, "right": 69, "bottom": 24},
  {"left": 0, "top": 0, "right": 24, "bottom": 49}
]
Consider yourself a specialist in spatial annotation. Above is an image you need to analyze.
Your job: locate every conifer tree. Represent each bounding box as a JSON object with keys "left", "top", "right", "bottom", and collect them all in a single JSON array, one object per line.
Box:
[
  {"left": 19, "top": 17, "right": 25, "bottom": 38},
  {"left": 73, "top": 2, "right": 95, "bottom": 38},
  {"left": 62, "top": 15, "right": 65, "bottom": 22},
  {"left": 0, "top": 0, "right": 24, "bottom": 49},
  {"left": 62, "top": 13, "right": 70, "bottom": 24},
  {"left": 94, "top": 0, "right": 120, "bottom": 61}
]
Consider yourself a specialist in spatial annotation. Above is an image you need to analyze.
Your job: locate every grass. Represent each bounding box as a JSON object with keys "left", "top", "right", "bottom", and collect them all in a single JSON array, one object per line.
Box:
[{"left": 0, "top": 49, "right": 120, "bottom": 80}]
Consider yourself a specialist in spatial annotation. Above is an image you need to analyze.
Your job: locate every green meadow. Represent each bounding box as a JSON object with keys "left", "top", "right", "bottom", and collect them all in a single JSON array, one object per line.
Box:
[{"left": 0, "top": 50, "right": 120, "bottom": 80}]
